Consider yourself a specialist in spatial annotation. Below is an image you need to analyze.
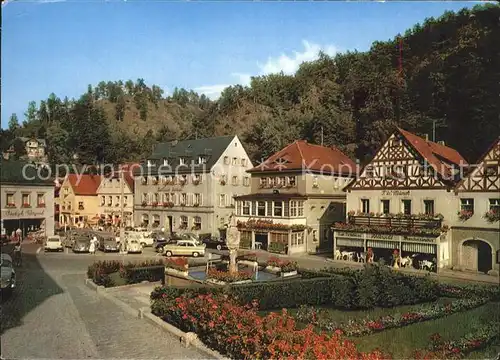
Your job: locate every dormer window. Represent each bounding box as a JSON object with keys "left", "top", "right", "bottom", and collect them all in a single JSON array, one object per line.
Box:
[
  {"left": 364, "top": 166, "right": 374, "bottom": 177},
  {"left": 179, "top": 157, "right": 185, "bottom": 165},
  {"left": 163, "top": 158, "right": 169, "bottom": 166},
  {"left": 147, "top": 160, "right": 154, "bottom": 167}
]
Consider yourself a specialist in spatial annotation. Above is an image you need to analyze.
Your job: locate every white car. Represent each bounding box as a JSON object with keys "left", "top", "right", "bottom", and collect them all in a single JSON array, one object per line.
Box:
[
  {"left": 126, "top": 233, "right": 154, "bottom": 247},
  {"left": 127, "top": 240, "right": 143, "bottom": 254},
  {"left": 0, "top": 254, "right": 16, "bottom": 296},
  {"left": 45, "top": 235, "right": 63, "bottom": 252}
]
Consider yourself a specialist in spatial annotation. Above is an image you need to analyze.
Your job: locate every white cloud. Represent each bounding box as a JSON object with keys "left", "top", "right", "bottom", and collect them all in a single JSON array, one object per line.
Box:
[
  {"left": 193, "top": 84, "right": 230, "bottom": 100},
  {"left": 194, "top": 40, "right": 338, "bottom": 100}
]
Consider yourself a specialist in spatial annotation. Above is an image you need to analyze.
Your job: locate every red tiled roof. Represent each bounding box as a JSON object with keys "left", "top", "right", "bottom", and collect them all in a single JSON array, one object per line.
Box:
[
  {"left": 248, "top": 140, "right": 356, "bottom": 176},
  {"left": 67, "top": 174, "right": 101, "bottom": 196},
  {"left": 397, "top": 128, "right": 468, "bottom": 179}
]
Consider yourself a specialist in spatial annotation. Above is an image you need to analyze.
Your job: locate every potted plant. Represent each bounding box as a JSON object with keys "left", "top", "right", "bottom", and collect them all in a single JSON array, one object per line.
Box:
[
  {"left": 458, "top": 210, "right": 473, "bottom": 221},
  {"left": 280, "top": 260, "right": 298, "bottom": 277},
  {"left": 22, "top": 203, "right": 31, "bottom": 208},
  {"left": 483, "top": 210, "right": 499, "bottom": 223},
  {"left": 165, "top": 257, "right": 189, "bottom": 277}
]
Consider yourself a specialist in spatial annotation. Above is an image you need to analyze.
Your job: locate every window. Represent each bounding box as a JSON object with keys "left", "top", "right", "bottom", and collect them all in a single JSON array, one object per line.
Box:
[
  {"left": 224, "top": 156, "right": 229, "bottom": 165},
  {"left": 141, "top": 214, "right": 149, "bottom": 225},
  {"left": 364, "top": 166, "right": 374, "bottom": 177},
  {"left": 297, "top": 201, "right": 304, "bottom": 216},
  {"left": 273, "top": 201, "right": 283, "bottom": 217},
  {"left": 123, "top": 196, "right": 128, "bottom": 206},
  {"left": 424, "top": 200, "right": 435, "bottom": 216},
  {"left": 289, "top": 200, "right": 304, "bottom": 217},
  {"left": 257, "top": 201, "right": 266, "bottom": 216},
  {"left": 361, "top": 199, "right": 370, "bottom": 214},
  {"left": 78, "top": 201, "right": 84, "bottom": 210},
  {"left": 108, "top": 196, "right": 112, "bottom": 206},
  {"left": 180, "top": 215, "right": 188, "bottom": 227},
  {"left": 154, "top": 193, "right": 159, "bottom": 202},
  {"left": 153, "top": 215, "right": 160, "bottom": 227},
  {"left": 381, "top": 200, "right": 390, "bottom": 214},
  {"left": 243, "top": 177, "right": 250, "bottom": 186},
  {"left": 6, "top": 193, "right": 15, "bottom": 207},
  {"left": 243, "top": 201, "right": 251, "bottom": 215},
  {"left": 232, "top": 176, "right": 238, "bottom": 186},
  {"left": 219, "top": 194, "right": 227, "bottom": 207},
  {"left": 221, "top": 174, "right": 227, "bottom": 184},
  {"left": 22, "top": 193, "right": 30, "bottom": 207},
  {"left": 287, "top": 176, "right": 296, "bottom": 187},
  {"left": 100, "top": 196, "right": 105, "bottom": 206},
  {"left": 64, "top": 187, "right": 69, "bottom": 195},
  {"left": 36, "top": 193, "right": 45, "bottom": 207},
  {"left": 163, "top": 158, "right": 169, "bottom": 166},
  {"left": 198, "top": 156, "right": 206, "bottom": 165},
  {"left": 180, "top": 193, "right": 187, "bottom": 205},
  {"left": 180, "top": 174, "right": 187, "bottom": 183},
  {"left": 312, "top": 176, "right": 319, "bottom": 188},
  {"left": 232, "top": 157, "right": 238, "bottom": 165},
  {"left": 485, "top": 165, "right": 498, "bottom": 176},
  {"left": 489, "top": 199, "right": 500, "bottom": 213},
  {"left": 291, "top": 232, "right": 304, "bottom": 246},
  {"left": 241, "top": 158, "right": 247, "bottom": 167},
  {"left": 179, "top": 157, "right": 185, "bottom": 165},
  {"left": 193, "top": 216, "right": 201, "bottom": 230},
  {"left": 401, "top": 199, "right": 411, "bottom": 215},
  {"left": 460, "top": 198, "right": 474, "bottom": 214},
  {"left": 270, "top": 232, "right": 288, "bottom": 244},
  {"left": 259, "top": 178, "right": 266, "bottom": 187},
  {"left": 141, "top": 193, "right": 147, "bottom": 202},
  {"left": 194, "top": 193, "right": 201, "bottom": 206},
  {"left": 147, "top": 160, "right": 153, "bottom": 167}
]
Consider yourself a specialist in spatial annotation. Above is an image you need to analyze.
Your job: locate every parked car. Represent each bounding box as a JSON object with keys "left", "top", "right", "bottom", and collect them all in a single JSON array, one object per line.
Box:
[
  {"left": 154, "top": 237, "right": 177, "bottom": 253},
  {"left": 0, "top": 253, "right": 16, "bottom": 297},
  {"left": 94, "top": 232, "right": 119, "bottom": 252},
  {"left": 127, "top": 240, "right": 143, "bottom": 254},
  {"left": 202, "top": 237, "right": 228, "bottom": 251},
  {"left": 163, "top": 240, "right": 206, "bottom": 257},
  {"left": 72, "top": 237, "right": 90, "bottom": 253},
  {"left": 45, "top": 235, "right": 63, "bottom": 252},
  {"left": 126, "top": 232, "right": 154, "bottom": 248}
]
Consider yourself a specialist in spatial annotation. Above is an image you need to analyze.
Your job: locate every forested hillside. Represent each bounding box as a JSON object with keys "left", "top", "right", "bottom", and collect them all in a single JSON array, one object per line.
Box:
[{"left": 2, "top": 4, "right": 499, "bottom": 165}]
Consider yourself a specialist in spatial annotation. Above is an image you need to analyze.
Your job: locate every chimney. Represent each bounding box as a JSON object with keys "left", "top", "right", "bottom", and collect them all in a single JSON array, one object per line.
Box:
[
  {"left": 423, "top": 134, "right": 429, "bottom": 141},
  {"left": 437, "top": 140, "right": 445, "bottom": 146}
]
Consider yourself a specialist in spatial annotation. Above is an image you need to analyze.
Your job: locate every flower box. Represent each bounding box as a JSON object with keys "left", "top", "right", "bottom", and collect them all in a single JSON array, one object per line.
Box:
[
  {"left": 165, "top": 268, "right": 189, "bottom": 277},
  {"left": 7, "top": 203, "right": 16, "bottom": 208},
  {"left": 281, "top": 270, "right": 298, "bottom": 277},
  {"left": 265, "top": 265, "right": 281, "bottom": 273},
  {"left": 483, "top": 210, "right": 499, "bottom": 223},
  {"left": 22, "top": 203, "right": 31, "bottom": 208},
  {"left": 37, "top": 203, "right": 46, "bottom": 208},
  {"left": 238, "top": 260, "right": 258, "bottom": 268}
]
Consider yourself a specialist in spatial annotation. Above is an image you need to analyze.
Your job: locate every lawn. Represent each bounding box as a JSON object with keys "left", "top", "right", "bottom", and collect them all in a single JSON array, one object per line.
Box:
[{"left": 260, "top": 299, "right": 499, "bottom": 359}]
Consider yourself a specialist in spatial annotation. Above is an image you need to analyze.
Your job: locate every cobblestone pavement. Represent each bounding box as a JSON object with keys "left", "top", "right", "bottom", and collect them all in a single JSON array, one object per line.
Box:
[{"left": 0, "top": 247, "right": 210, "bottom": 359}]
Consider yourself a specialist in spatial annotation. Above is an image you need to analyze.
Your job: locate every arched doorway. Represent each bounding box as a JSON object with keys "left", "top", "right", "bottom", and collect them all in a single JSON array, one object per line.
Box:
[{"left": 461, "top": 239, "right": 493, "bottom": 274}]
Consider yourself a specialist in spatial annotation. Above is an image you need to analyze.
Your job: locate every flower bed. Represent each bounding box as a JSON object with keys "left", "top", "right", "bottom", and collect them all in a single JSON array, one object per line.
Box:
[
  {"left": 165, "top": 257, "right": 189, "bottom": 277},
  {"left": 414, "top": 322, "right": 500, "bottom": 359},
  {"left": 266, "top": 257, "right": 298, "bottom": 275},
  {"left": 151, "top": 292, "right": 390, "bottom": 360},
  {"left": 333, "top": 222, "right": 446, "bottom": 236},
  {"left": 87, "top": 259, "right": 165, "bottom": 287},
  {"left": 438, "top": 283, "right": 500, "bottom": 300},
  {"left": 206, "top": 268, "right": 253, "bottom": 284},
  {"left": 294, "top": 297, "right": 490, "bottom": 337}
]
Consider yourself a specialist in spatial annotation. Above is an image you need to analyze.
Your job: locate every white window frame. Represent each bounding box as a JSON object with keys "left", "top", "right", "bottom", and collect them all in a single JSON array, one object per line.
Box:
[
  {"left": 179, "top": 157, "right": 185, "bottom": 165},
  {"left": 423, "top": 199, "right": 435, "bottom": 216},
  {"left": 243, "top": 177, "right": 250, "bottom": 186},
  {"left": 290, "top": 201, "right": 297, "bottom": 217},
  {"left": 489, "top": 199, "right": 500, "bottom": 212},
  {"left": 460, "top": 198, "right": 474, "bottom": 214},
  {"left": 232, "top": 176, "right": 238, "bottom": 186},
  {"left": 243, "top": 201, "right": 251, "bottom": 215},
  {"left": 401, "top": 199, "right": 412, "bottom": 215},
  {"left": 273, "top": 201, "right": 283, "bottom": 217},
  {"left": 219, "top": 194, "right": 226, "bottom": 207},
  {"left": 223, "top": 156, "right": 229, "bottom": 165},
  {"left": 241, "top": 158, "right": 247, "bottom": 167},
  {"left": 361, "top": 199, "right": 370, "bottom": 214},
  {"left": 232, "top": 157, "right": 238, "bottom": 165},
  {"left": 257, "top": 201, "right": 266, "bottom": 216}
]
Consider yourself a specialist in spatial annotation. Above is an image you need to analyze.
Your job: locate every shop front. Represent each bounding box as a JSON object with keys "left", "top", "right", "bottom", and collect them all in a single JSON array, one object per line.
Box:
[
  {"left": 237, "top": 225, "right": 307, "bottom": 255},
  {"left": 333, "top": 230, "right": 440, "bottom": 272},
  {"left": 2, "top": 207, "right": 52, "bottom": 238}
]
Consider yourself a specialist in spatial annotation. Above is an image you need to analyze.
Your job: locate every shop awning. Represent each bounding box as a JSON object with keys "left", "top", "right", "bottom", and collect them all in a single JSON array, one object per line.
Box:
[
  {"left": 402, "top": 242, "right": 436, "bottom": 254},
  {"left": 366, "top": 240, "right": 399, "bottom": 249},
  {"left": 336, "top": 238, "right": 364, "bottom": 247}
]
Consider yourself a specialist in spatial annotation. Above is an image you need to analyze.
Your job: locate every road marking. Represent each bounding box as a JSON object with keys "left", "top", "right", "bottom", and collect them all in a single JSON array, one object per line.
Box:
[{"left": 36, "top": 247, "right": 42, "bottom": 254}]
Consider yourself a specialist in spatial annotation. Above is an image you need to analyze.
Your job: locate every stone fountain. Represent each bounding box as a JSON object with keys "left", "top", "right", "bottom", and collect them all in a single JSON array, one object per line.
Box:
[{"left": 226, "top": 213, "right": 240, "bottom": 274}]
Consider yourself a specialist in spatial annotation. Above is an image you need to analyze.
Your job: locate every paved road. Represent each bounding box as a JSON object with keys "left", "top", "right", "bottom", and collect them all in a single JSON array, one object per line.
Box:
[{"left": 0, "top": 243, "right": 209, "bottom": 359}]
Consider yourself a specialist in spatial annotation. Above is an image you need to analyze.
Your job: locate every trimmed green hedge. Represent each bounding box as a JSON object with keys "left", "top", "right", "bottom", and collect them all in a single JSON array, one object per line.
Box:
[{"left": 88, "top": 260, "right": 165, "bottom": 287}]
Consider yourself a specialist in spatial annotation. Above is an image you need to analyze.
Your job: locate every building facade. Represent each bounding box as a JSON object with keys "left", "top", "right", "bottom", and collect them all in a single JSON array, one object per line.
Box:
[
  {"left": 58, "top": 174, "right": 101, "bottom": 228},
  {"left": 133, "top": 135, "right": 253, "bottom": 236},
  {"left": 234, "top": 140, "right": 356, "bottom": 255},
  {"left": 1, "top": 160, "right": 55, "bottom": 237},
  {"left": 96, "top": 165, "right": 136, "bottom": 227},
  {"left": 337, "top": 128, "right": 468, "bottom": 271},
  {"left": 452, "top": 138, "right": 500, "bottom": 274}
]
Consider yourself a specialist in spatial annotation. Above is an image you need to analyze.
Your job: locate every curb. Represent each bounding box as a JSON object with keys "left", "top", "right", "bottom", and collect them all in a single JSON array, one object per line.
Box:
[{"left": 84, "top": 279, "right": 227, "bottom": 359}]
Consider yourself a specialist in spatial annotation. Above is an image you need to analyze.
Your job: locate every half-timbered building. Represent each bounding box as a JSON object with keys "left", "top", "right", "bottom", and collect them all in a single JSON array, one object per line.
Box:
[
  {"left": 234, "top": 140, "right": 356, "bottom": 255},
  {"left": 452, "top": 137, "right": 500, "bottom": 274},
  {"left": 336, "top": 128, "right": 468, "bottom": 271}
]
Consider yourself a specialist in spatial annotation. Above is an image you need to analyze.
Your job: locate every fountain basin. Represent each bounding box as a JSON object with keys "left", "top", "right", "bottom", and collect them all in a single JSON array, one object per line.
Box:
[
  {"left": 165, "top": 268, "right": 189, "bottom": 277},
  {"left": 238, "top": 260, "right": 258, "bottom": 267}
]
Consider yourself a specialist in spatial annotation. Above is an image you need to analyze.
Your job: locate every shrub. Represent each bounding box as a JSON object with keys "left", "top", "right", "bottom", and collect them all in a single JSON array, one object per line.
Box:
[
  {"left": 88, "top": 259, "right": 165, "bottom": 287},
  {"left": 438, "top": 283, "right": 500, "bottom": 300},
  {"left": 153, "top": 292, "right": 391, "bottom": 360},
  {"left": 165, "top": 257, "right": 188, "bottom": 271},
  {"left": 121, "top": 265, "right": 165, "bottom": 284},
  {"left": 266, "top": 257, "right": 298, "bottom": 272},
  {"left": 268, "top": 242, "right": 286, "bottom": 253}
]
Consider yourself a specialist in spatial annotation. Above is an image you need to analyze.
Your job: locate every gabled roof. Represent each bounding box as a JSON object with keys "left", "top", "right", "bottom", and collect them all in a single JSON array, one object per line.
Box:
[
  {"left": 66, "top": 174, "right": 101, "bottom": 196},
  {"left": 455, "top": 136, "right": 500, "bottom": 189},
  {"left": 397, "top": 128, "right": 468, "bottom": 179},
  {"left": 19, "top": 137, "right": 47, "bottom": 147},
  {"left": 0, "top": 160, "right": 53, "bottom": 186},
  {"left": 248, "top": 140, "right": 356, "bottom": 176},
  {"left": 135, "top": 136, "right": 236, "bottom": 175}
]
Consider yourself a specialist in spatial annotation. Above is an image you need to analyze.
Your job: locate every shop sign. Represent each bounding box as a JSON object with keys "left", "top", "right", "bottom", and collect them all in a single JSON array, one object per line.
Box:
[
  {"left": 367, "top": 233, "right": 395, "bottom": 240},
  {"left": 164, "top": 186, "right": 183, "bottom": 192},
  {"left": 4, "top": 208, "right": 45, "bottom": 218},
  {"left": 336, "top": 231, "right": 363, "bottom": 238},
  {"left": 402, "top": 235, "right": 436, "bottom": 243},
  {"left": 381, "top": 190, "right": 411, "bottom": 196}
]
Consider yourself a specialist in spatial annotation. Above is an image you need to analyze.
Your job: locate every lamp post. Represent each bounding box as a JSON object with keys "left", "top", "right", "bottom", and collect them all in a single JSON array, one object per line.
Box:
[{"left": 119, "top": 167, "right": 126, "bottom": 254}]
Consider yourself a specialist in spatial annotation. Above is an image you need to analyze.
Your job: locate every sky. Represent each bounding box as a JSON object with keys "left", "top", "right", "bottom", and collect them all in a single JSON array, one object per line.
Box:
[{"left": 1, "top": 0, "right": 482, "bottom": 127}]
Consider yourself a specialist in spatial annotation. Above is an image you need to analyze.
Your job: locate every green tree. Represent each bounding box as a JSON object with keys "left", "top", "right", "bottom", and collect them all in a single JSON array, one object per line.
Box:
[{"left": 8, "top": 113, "right": 19, "bottom": 132}]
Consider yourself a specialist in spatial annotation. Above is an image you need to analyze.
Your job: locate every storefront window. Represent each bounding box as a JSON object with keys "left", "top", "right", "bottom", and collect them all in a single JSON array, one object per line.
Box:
[{"left": 291, "top": 232, "right": 304, "bottom": 246}]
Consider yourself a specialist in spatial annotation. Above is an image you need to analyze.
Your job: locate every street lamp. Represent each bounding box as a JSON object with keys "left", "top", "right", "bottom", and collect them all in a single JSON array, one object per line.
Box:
[{"left": 119, "top": 167, "right": 126, "bottom": 254}]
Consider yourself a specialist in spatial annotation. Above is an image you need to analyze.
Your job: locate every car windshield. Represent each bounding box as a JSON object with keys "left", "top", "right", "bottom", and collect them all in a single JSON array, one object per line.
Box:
[{"left": 48, "top": 238, "right": 59, "bottom": 242}]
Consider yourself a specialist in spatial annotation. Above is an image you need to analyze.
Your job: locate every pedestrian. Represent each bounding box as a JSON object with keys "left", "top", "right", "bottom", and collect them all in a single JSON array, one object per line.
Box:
[
  {"left": 16, "top": 228, "right": 22, "bottom": 242},
  {"left": 89, "top": 236, "right": 97, "bottom": 254}
]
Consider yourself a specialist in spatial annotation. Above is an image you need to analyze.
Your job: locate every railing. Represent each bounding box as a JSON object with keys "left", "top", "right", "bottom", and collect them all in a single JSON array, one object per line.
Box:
[{"left": 348, "top": 215, "right": 442, "bottom": 229}]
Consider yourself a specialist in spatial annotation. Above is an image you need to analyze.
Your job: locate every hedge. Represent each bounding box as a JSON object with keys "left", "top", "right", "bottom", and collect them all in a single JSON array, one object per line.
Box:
[
  {"left": 88, "top": 259, "right": 165, "bottom": 287},
  {"left": 151, "top": 264, "right": 439, "bottom": 310},
  {"left": 438, "top": 283, "right": 500, "bottom": 300}
]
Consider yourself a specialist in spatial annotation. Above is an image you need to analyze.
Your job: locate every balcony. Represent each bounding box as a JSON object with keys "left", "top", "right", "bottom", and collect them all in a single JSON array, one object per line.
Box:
[
  {"left": 348, "top": 214, "right": 442, "bottom": 229},
  {"left": 235, "top": 215, "right": 306, "bottom": 226}
]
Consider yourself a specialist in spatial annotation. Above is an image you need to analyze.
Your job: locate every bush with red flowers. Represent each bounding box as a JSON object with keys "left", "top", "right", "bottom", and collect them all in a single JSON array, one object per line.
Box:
[
  {"left": 165, "top": 257, "right": 188, "bottom": 272},
  {"left": 266, "top": 257, "right": 298, "bottom": 272},
  {"left": 152, "top": 292, "right": 391, "bottom": 360},
  {"left": 206, "top": 268, "right": 253, "bottom": 283}
]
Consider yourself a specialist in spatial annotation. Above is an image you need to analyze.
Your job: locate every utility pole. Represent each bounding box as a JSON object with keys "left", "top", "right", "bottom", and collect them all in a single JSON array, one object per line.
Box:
[
  {"left": 320, "top": 126, "right": 324, "bottom": 146},
  {"left": 119, "top": 167, "right": 126, "bottom": 254}
]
